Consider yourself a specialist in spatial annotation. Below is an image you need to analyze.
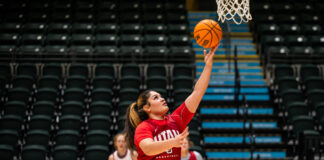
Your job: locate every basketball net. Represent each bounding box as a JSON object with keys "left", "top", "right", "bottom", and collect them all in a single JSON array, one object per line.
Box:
[{"left": 216, "top": 0, "right": 252, "bottom": 24}]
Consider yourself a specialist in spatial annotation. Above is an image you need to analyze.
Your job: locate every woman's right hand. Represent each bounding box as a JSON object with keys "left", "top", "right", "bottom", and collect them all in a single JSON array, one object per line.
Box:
[{"left": 173, "top": 127, "right": 189, "bottom": 148}]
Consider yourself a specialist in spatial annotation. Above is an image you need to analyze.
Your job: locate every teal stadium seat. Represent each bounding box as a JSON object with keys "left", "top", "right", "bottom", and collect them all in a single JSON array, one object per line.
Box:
[
  {"left": 277, "top": 76, "right": 298, "bottom": 95},
  {"left": 279, "top": 24, "right": 301, "bottom": 35},
  {"left": 144, "top": 35, "right": 167, "bottom": 47},
  {"left": 53, "top": 145, "right": 78, "bottom": 160},
  {"left": 292, "top": 115, "right": 317, "bottom": 139},
  {"left": 91, "top": 88, "right": 113, "bottom": 102},
  {"left": 69, "top": 63, "right": 89, "bottom": 78},
  {"left": 71, "top": 23, "right": 94, "bottom": 34},
  {"left": 61, "top": 101, "right": 84, "bottom": 116},
  {"left": 58, "top": 115, "right": 82, "bottom": 131},
  {"left": 22, "top": 23, "right": 47, "bottom": 34},
  {"left": 66, "top": 75, "right": 87, "bottom": 89},
  {"left": 92, "top": 75, "right": 114, "bottom": 89},
  {"left": 47, "top": 23, "right": 71, "bottom": 34},
  {"left": 147, "top": 63, "right": 166, "bottom": 77},
  {"left": 142, "top": 13, "right": 165, "bottom": 24},
  {"left": 0, "top": 130, "right": 19, "bottom": 146},
  {"left": 42, "top": 63, "right": 62, "bottom": 78},
  {"left": 94, "top": 63, "right": 115, "bottom": 77},
  {"left": 120, "top": 12, "right": 141, "bottom": 23},
  {"left": 32, "top": 101, "right": 55, "bottom": 117},
  {"left": 281, "top": 89, "right": 305, "bottom": 109},
  {"left": 119, "top": 88, "right": 139, "bottom": 102},
  {"left": 86, "top": 130, "right": 110, "bottom": 146},
  {"left": 117, "top": 101, "right": 132, "bottom": 116},
  {"left": 167, "top": 24, "right": 190, "bottom": 35},
  {"left": 120, "top": 23, "right": 142, "bottom": 34},
  {"left": 4, "top": 101, "right": 26, "bottom": 118},
  {"left": 89, "top": 101, "right": 113, "bottom": 116},
  {"left": 12, "top": 75, "right": 34, "bottom": 90},
  {"left": 143, "top": 24, "right": 166, "bottom": 34},
  {"left": 96, "top": 12, "right": 118, "bottom": 23},
  {"left": 50, "top": 11, "right": 72, "bottom": 23},
  {"left": 26, "top": 11, "right": 48, "bottom": 23},
  {"left": 85, "top": 145, "right": 109, "bottom": 160},
  {"left": 7, "top": 88, "right": 30, "bottom": 104},
  {"left": 121, "top": 63, "right": 140, "bottom": 77},
  {"left": 22, "top": 145, "right": 47, "bottom": 160},
  {"left": 35, "top": 88, "right": 58, "bottom": 103},
  {"left": 0, "top": 145, "right": 14, "bottom": 160},
  {"left": 0, "top": 115, "right": 23, "bottom": 131},
  {"left": 147, "top": 76, "right": 167, "bottom": 90},
  {"left": 55, "top": 130, "right": 80, "bottom": 146},
  {"left": 25, "top": 130, "right": 49, "bottom": 146},
  {"left": 38, "top": 76, "right": 60, "bottom": 91},
  {"left": 88, "top": 115, "right": 111, "bottom": 131},
  {"left": 46, "top": 34, "right": 70, "bottom": 46},
  {"left": 73, "top": 12, "right": 94, "bottom": 23},
  {"left": 0, "top": 23, "right": 22, "bottom": 34},
  {"left": 300, "top": 64, "right": 320, "bottom": 82},
  {"left": 28, "top": 115, "right": 52, "bottom": 131},
  {"left": 17, "top": 63, "right": 37, "bottom": 78}
]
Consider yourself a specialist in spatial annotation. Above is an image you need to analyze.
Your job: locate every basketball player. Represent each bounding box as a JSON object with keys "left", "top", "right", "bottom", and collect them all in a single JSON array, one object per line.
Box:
[
  {"left": 108, "top": 133, "right": 138, "bottom": 160},
  {"left": 181, "top": 137, "right": 203, "bottom": 160},
  {"left": 124, "top": 46, "right": 217, "bottom": 160}
]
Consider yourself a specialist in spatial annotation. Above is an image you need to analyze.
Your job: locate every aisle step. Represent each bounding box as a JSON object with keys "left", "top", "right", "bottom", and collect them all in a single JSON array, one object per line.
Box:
[
  {"left": 201, "top": 108, "right": 273, "bottom": 115},
  {"left": 202, "top": 121, "right": 278, "bottom": 129},
  {"left": 206, "top": 151, "right": 286, "bottom": 159},
  {"left": 205, "top": 136, "right": 282, "bottom": 144}
]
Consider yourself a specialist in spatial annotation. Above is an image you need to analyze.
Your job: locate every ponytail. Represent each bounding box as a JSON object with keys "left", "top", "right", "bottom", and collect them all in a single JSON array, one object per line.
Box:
[
  {"left": 124, "top": 90, "right": 152, "bottom": 150},
  {"left": 129, "top": 102, "right": 142, "bottom": 127}
]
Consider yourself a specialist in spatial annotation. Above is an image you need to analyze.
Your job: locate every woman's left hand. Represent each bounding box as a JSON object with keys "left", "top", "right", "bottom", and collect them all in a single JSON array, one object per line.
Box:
[{"left": 204, "top": 45, "right": 218, "bottom": 67}]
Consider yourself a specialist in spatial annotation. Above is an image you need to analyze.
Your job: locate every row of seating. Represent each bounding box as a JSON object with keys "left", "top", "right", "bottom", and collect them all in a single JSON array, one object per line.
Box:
[
  {"left": 0, "top": 62, "right": 194, "bottom": 80},
  {"left": 257, "top": 24, "right": 324, "bottom": 36},
  {"left": 0, "top": 23, "right": 189, "bottom": 34},
  {"left": 0, "top": 11, "right": 187, "bottom": 24},
  {"left": 0, "top": 0, "right": 186, "bottom": 12},
  {"left": 0, "top": 34, "right": 191, "bottom": 46},
  {"left": 251, "top": 1, "right": 324, "bottom": 14}
]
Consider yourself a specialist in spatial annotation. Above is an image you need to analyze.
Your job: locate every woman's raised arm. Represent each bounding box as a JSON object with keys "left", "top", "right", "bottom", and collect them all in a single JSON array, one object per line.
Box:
[{"left": 185, "top": 47, "right": 217, "bottom": 113}]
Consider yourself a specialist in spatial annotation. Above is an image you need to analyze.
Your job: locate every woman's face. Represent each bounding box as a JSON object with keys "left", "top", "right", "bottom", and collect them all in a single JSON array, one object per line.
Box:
[
  {"left": 181, "top": 138, "right": 189, "bottom": 152},
  {"left": 115, "top": 135, "right": 127, "bottom": 151},
  {"left": 146, "top": 91, "right": 169, "bottom": 116}
]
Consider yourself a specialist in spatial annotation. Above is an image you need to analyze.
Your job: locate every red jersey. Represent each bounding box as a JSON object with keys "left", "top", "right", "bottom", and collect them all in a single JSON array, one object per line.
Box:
[
  {"left": 134, "top": 102, "right": 195, "bottom": 160},
  {"left": 188, "top": 151, "right": 197, "bottom": 160}
]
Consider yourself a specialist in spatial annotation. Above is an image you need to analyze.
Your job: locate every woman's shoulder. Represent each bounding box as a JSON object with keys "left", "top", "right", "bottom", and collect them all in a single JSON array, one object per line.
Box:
[
  {"left": 108, "top": 153, "right": 114, "bottom": 160},
  {"left": 136, "top": 119, "right": 154, "bottom": 130}
]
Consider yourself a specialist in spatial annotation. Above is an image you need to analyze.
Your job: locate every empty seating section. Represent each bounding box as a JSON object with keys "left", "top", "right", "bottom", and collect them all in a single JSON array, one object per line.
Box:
[
  {"left": 271, "top": 63, "right": 324, "bottom": 155},
  {"left": 252, "top": 0, "right": 324, "bottom": 64},
  {"left": 0, "top": 0, "right": 192, "bottom": 60},
  {"left": 0, "top": 62, "right": 196, "bottom": 159},
  {"left": 0, "top": 0, "right": 200, "bottom": 159}
]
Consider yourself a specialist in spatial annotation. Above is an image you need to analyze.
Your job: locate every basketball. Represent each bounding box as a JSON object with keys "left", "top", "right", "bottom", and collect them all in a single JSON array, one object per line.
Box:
[{"left": 194, "top": 19, "right": 222, "bottom": 48}]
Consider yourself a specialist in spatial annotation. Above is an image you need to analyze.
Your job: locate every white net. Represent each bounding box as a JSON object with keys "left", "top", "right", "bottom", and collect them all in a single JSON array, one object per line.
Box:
[{"left": 216, "top": 0, "right": 252, "bottom": 24}]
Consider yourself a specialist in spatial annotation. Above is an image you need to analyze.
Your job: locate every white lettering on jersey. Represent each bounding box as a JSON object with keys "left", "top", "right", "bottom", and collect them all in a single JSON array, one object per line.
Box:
[{"left": 153, "top": 129, "right": 180, "bottom": 142}]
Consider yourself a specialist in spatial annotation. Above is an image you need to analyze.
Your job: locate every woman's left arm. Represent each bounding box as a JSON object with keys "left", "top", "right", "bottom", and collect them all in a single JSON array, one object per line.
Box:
[{"left": 185, "top": 47, "right": 217, "bottom": 113}]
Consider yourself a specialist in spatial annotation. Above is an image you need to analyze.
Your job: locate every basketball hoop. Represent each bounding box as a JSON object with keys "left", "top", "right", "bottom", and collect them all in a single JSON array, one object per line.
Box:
[{"left": 216, "top": 0, "right": 252, "bottom": 24}]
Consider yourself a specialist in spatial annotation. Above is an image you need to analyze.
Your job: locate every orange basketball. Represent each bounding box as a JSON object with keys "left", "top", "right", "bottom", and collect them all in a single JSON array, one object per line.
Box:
[{"left": 194, "top": 19, "right": 222, "bottom": 48}]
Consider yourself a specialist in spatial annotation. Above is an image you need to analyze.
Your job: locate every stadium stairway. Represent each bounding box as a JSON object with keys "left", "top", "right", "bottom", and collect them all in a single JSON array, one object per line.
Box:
[{"left": 188, "top": 12, "right": 290, "bottom": 159}]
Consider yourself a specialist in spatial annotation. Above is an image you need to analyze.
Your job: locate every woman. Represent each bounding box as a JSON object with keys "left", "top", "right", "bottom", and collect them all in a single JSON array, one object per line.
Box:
[
  {"left": 181, "top": 137, "right": 203, "bottom": 160},
  {"left": 124, "top": 47, "right": 217, "bottom": 160},
  {"left": 108, "top": 133, "right": 138, "bottom": 160}
]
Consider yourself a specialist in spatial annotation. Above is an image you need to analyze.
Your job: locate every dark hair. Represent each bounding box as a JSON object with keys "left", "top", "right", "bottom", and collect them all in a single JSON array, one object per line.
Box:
[{"left": 124, "top": 90, "right": 152, "bottom": 150}]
